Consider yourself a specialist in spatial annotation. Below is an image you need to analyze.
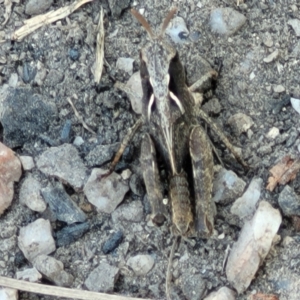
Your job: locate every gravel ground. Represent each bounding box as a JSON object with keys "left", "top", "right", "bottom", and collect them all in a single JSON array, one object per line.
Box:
[{"left": 1, "top": 0, "right": 300, "bottom": 299}]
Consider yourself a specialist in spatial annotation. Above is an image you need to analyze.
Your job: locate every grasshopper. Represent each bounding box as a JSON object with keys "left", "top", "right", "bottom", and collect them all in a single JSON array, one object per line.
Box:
[{"left": 108, "top": 8, "right": 247, "bottom": 298}]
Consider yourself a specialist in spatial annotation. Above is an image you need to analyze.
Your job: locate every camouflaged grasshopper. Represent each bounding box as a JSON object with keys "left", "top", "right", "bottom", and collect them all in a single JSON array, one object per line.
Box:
[{"left": 110, "top": 8, "right": 247, "bottom": 238}]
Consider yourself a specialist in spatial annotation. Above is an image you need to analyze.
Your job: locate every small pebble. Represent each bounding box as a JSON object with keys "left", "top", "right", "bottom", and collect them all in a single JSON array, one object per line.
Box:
[
  {"left": 210, "top": 8, "right": 246, "bottom": 36},
  {"left": 212, "top": 168, "right": 246, "bottom": 204},
  {"left": 112, "top": 200, "right": 143, "bottom": 223},
  {"left": 84, "top": 168, "right": 129, "bottom": 214},
  {"left": 60, "top": 120, "right": 72, "bottom": 143},
  {"left": 263, "top": 49, "right": 279, "bottom": 63},
  {"left": 166, "top": 16, "right": 189, "bottom": 44},
  {"left": 36, "top": 144, "right": 87, "bottom": 191},
  {"left": 19, "top": 175, "right": 46, "bottom": 212},
  {"left": 203, "top": 287, "right": 235, "bottom": 300},
  {"left": 291, "top": 97, "right": 300, "bottom": 115},
  {"left": 286, "top": 129, "right": 298, "bottom": 147},
  {"left": 85, "top": 262, "right": 119, "bottom": 292},
  {"left": 228, "top": 113, "right": 254, "bottom": 136},
  {"left": 226, "top": 201, "right": 282, "bottom": 293},
  {"left": 278, "top": 185, "right": 300, "bottom": 217},
  {"left": 19, "top": 155, "right": 35, "bottom": 170},
  {"left": 116, "top": 57, "right": 134, "bottom": 74},
  {"left": 266, "top": 127, "right": 280, "bottom": 139},
  {"left": 73, "top": 136, "right": 84, "bottom": 146},
  {"left": 273, "top": 84, "right": 285, "bottom": 93},
  {"left": 33, "top": 254, "right": 74, "bottom": 287},
  {"left": 18, "top": 218, "right": 56, "bottom": 261},
  {"left": 56, "top": 222, "right": 90, "bottom": 247},
  {"left": 127, "top": 254, "right": 154, "bottom": 276},
  {"left": 16, "top": 267, "right": 42, "bottom": 282},
  {"left": 102, "top": 231, "right": 123, "bottom": 254},
  {"left": 41, "top": 182, "right": 86, "bottom": 224},
  {"left": 230, "top": 177, "right": 263, "bottom": 220},
  {"left": 272, "top": 95, "right": 290, "bottom": 114},
  {"left": 0, "top": 142, "right": 22, "bottom": 215},
  {"left": 125, "top": 71, "right": 143, "bottom": 114},
  {"left": 288, "top": 19, "right": 300, "bottom": 37},
  {"left": 25, "top": 0, "right": 53, "bottom": 15},
  {"left": 69, "top": 48, "right": 80, "bottom": 61},
  {"left": 263, "top": 33, "right": 273, "bottom": 47},
  {"left": 0, "top": 288, "right": 18, "bottom": 300},
  {"left": 181, "top": 271, "right": 206, "bottom": 300}
]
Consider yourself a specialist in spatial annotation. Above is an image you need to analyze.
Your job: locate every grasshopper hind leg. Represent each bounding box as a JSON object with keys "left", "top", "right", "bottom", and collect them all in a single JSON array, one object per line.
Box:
[
  {"left": 140, "top": 133, "right": 167, "bottom": 225},
  {"left": 189, "top": 126, "right": 215, "bottom": 238}
]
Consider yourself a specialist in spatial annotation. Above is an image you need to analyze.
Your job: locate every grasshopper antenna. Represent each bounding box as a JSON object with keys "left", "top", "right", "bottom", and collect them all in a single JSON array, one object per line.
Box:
[
  {"left": 131, "top": 9, "right": 154, "bottom": 39},
  {"left": 160, "top": 7, "right": 177, "bottom": 37}
]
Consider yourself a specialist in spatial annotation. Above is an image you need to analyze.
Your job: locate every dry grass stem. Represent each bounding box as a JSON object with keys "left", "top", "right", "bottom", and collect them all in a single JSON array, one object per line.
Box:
[
  {"left": 0, "top": 276, "right": 151, "bottom": 300},
  {"left": 94, "top": 6, "right": 104, "bottom": 84},
  {"left": 11, "top": 0, "right": 93, "bottom": 41}
]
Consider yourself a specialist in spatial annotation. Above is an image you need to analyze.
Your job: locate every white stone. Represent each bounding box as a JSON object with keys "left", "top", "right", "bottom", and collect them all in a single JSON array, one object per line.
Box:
[
  {"left": 203, "top": 286, "right": 235, "bottom": 300},
  {"left": 263, "top": 49, "right": 279, "bottom": 63},
  {"left": 84, "top": 168, "right": 129, "bottom": 214},
  {"left": 18, "top": 218, "right": 56, "bottom": 261},
  {"left": 273, "top": 84, "right": 285, "bottom": 93},
  {"left": 291, "top": 97, "right": 300, "bottom": 115},
  {"left": 116, "top": 57, "right": 134, "bottom": 74},
  {"left": 288, "top": 19, "right": 300, "bottom": 37},
  {"left": 73, "top": 136, "right": 84, "bottom": 146},
  {"left": 230, "top": 177, "right": 263, "bottom": 219},
  {"left": 127, "top": 254, "right": 154, "bottom": 275},
  {"left": 19, "top": 175, "right": 46, "bottom": 212},
  {"left": 226, "top": 201, "right": 282, "bottom": 293},
  {"left": 166, "top": 16, "right": 189, "bottom": 44},
  {"left": 266, "top": 127, "right": 280, "bottom": 139},
  {"left": 33, "top": 254, "right": 74, "bottom": 287},
  {"left": 16, "top": 267, "right": 42, "bottom": 282},
  {"left": 210, "top": 8, "right": 246, "bottom": 36},
  {"left": 19, "top": 155, "right": 35, "bottom": 170},
  {"left": 212, "top": 168, "right": 246, "bottom": 203},
  {"left": 125, "top": 71, "right": 143, "bottom": 114},
  {"left": 0, "top": 288, "right": 18, "bottom": 300}
]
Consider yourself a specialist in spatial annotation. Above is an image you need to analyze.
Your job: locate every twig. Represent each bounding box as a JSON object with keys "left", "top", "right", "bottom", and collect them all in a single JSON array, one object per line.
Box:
[
  {"left": 11, "top": 0, "right": 93, "bottom": 41},
  {"left": 67, "top": 97, "right": 96, "bottom": 135},
  {"left": 0, "top": 276, "right": 151, "bottom": 300},
  {"left": 165, "top": 236, "right": 179, "bottom": 300},
  {"left": 94, "top": 6, "right": 105, "bottom": 84}
]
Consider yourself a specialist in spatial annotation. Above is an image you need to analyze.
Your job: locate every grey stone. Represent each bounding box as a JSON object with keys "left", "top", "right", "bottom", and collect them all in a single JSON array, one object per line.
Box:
[
  {"left": 263, "top": 49, "right": 279, "bottom": 63},
  {"left": 127, "top": 254, "right": 154, "bottom": 276},
  {"left": 19, "top": 175, "right": 46, "bottom": 212},
  {"left": 16, "top": 267, "right": 42, "bottom": 282},
  {"left": 291, "top": 97, "right": 300, "bottom": 115},
  {"left": 108, "top": 0, "right": 130, "bottom": 17},
  {"left": 201, "top": 97, "right": 221, "bottom": 115},
  {"left": 25, "top": 0, "right": 53, "bottom": 15},
  {"left": 33, "top": 254, "right": 74, "bottom": 287},
  {"left": 288, "top": 19, "right": 300, "bottom": 37},
  {"left": 228, "top": 113, "right": 254, "bottom": 136},
  {"left": 203, "top": 287, "right": 235, "bottom": 300},
  {"left": 36, "top": 144, "right": 87, "bottom": 190},
  {"left": 166, "top": 16, "right": 189, "bottom": 44},
  {"left": 41, "top": 182, "right": 86, "bottom": 224},
  {"left": 116, "top": 57, "right": 134, "bottom": 74},
  {"left": 44, "top": 69, "right": 64, "bottom": 86},
  {"left": 0, "top": 87, "right": 57, "bottom": 148},
  {"left": 19, "top": 155, "right": 35, "bottom": 170},
  {"left": 84, "top": 168, "right": 129, "bottom": 213},
  {"left": 129, "top": 173, "right": 144, "bottom": 196},
  {"left": 125, "top": 72, "right": 143, "bottom": 114},
  {"left": 0, "top": 288, "right": 18, "bottom": 300},
  {"left": 112, "top": 200, "right": 144, "bottom": 223},
  {"left": 18, "top": 218, "right": 56, "bottom": 261},
  {"left": 85, "top": 143, "right": 119, "bottom": 167},
  {"left": 85, "top": 262, "right": 119, "bottom": 292},
  {"left": 212, "top": 168, "right": 246, "bottom": 204},
  {"left": 181, "top": 271, "right": 206, "bottom": 300},
  {"left": 231, "top": 177, "right": 263, "bottom": 220},
  {"left": 278, "top": 185, "right": 300, "bottom": 217},
  {"left": 210, "top": 8, "right": 246, "bottom": 36}
]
